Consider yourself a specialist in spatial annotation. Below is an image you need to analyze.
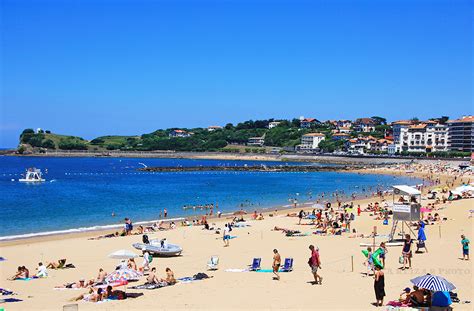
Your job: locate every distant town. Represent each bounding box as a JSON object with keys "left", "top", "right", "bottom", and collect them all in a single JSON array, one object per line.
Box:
[{"left": 16, "top": 115, "right": 473, "bottom": 158}]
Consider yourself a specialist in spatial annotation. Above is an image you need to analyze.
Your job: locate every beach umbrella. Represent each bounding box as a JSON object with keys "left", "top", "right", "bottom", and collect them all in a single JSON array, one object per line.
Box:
[
  {"left": 105, "top": 268, "right": 142, "bottom": 283},
  {"left": 420, "top": 207, "right": 432, "bottom": 213},
  {"left": 410, "top": 274, "right": 456, "bottom": 292},
  {"left": 108, "top": 249, "right": 138, "bottom": 260}
]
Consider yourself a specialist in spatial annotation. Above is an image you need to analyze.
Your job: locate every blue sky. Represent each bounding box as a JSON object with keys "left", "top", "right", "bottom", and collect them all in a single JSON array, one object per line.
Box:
[{"left": 1, "top": 0, "right": 472, "bottom": 147}]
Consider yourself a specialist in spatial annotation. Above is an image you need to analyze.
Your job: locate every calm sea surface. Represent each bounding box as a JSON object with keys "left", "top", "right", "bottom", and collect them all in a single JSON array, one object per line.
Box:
[{"left": 0, "top": 156, "right": 421, "bottom": 238}]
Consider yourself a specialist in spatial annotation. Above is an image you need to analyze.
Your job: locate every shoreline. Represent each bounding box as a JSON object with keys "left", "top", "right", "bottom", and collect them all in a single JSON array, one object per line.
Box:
[{"left": 0, "top": 167, "right": 428, "bottom": 245}]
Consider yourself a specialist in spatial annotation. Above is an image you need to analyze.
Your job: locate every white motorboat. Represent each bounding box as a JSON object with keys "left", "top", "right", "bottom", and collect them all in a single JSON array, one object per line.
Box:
[
  {"left": 19, "top": 168, "right": 46, "bottom": 182},
  {"left": 133, "top": 238, "right": 182, "bottom": 257}
]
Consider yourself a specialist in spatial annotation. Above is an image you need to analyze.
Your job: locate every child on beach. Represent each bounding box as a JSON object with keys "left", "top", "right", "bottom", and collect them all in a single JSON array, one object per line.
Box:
[
  {"left": 402, "top": 234, "right": 412, "bottom": 270},
  {"left": 366, "top": 247, "right": 374, "bottom": 276},
  {"left": 379, "top": 242, "right": 387, "bottom": 268},
  {"left": 272, "top": 249, "right": 281, "bottom": 281},
  {"left": 35, "top": 262, "right": 47, "bottom": 278},
  {"left": 461, "top": 235, "right": 470, "bottom": 260}
]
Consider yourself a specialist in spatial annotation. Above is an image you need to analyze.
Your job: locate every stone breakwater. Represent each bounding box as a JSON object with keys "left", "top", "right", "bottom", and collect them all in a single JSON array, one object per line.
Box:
[{"left": 138, "top": 165, "right": 365, "bottom": 173}]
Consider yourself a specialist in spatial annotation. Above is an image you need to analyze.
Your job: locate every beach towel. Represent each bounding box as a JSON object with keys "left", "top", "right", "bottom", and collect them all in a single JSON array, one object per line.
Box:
[
  {"left": 255, "top": 269, "right": 291, "bottom": 273},
  {"left": 129, "top": 283, "right": 167, "bottom": 290},
  {"left": 0, "top": 298, "right": 23, "bottom": 303},
  {"left": 0, "top": 288, "right": 15, "bottom": 295},
  {"left": 224, "top": 269, "right": 249, "bottom": 273},
  {"left": 0, "top": 257, "right": 6, "bottom": 262},
  {"left": 15, "top": 277, "right": 38, "bottom": 281}
]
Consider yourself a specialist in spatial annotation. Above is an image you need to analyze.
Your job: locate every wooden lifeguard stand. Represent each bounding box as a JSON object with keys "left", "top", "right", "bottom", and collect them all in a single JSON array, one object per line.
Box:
[{"left": 389, "top": 185, "right": 421, "bottom": 242}]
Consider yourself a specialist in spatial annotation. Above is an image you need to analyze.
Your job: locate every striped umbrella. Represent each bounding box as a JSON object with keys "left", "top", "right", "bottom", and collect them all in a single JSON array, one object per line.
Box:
[
  {"left": 410, "top": 274, "right": 456, "bottom": 292},
  {"left": 105, "top": 268, "right": 142, "bottom": 283}
]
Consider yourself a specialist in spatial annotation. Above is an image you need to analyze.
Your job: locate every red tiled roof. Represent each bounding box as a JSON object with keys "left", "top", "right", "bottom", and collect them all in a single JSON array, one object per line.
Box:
[
  {"left": 303, "top": 133, "right": 325, "bottom": 137},
  {"left": 448, "top": 116, "right": 474, "bottom": 123}
]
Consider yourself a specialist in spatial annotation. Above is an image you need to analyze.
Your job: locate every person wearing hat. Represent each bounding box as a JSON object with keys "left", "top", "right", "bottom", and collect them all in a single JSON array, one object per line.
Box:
[{"left": 399, "top": 287, "right": 411, "bottom": 303}]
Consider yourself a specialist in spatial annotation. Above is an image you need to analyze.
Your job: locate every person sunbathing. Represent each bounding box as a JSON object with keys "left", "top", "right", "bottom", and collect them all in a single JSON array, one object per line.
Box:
[
  {"left": 9, "top": 266, "right": 28, "bottom": 280},
  {"left": 94, "top": 268, "right": 107, "bottom": 284},
  {"left": 127, "top": 258, "right": 137, "bottom": 270},
  {"left": 160, "top": 268, "right": 176, "bottom": 285},
  {"left": 71, "top": 288, "right": 103, "bottom": 302},
  {"left": 105, "top": 285, "right": 126, "bottom": 300},
  {"left": 47, "top": 259, "right": 67, "bottom": 269},
  {"left": 56, "top": 278, "right": 92, "bottom": 289},
  {"left": 146, "top": 267, "right": 159, "bottom": 284}
]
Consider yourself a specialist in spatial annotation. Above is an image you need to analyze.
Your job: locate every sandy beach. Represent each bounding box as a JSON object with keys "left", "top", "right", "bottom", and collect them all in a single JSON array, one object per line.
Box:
[{"left": 1, "top": 165, "right": 473, "bottom": 310}]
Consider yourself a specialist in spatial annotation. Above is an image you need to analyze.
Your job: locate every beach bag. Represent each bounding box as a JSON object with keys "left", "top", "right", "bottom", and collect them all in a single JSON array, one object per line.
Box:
[
  {"left": 398, "top": 256, "right": 404, "bottom": 264},
  {"left": 417, "top": 241, "right": 425, "bottom": 248},
  {"left": 383, "top": 219, "right": 388, "bottom": 225},
  {"left": 148, "top": 254, "right": 153, "bottom": 263}
]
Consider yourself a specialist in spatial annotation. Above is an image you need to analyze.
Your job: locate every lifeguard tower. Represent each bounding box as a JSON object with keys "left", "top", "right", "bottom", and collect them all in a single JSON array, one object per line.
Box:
[{"left": 389, "top": 185, "right": 421, "bottom": 241}]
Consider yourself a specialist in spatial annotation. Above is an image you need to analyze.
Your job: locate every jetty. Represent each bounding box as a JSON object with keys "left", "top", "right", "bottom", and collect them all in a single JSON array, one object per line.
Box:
[{"left": 138, "top": 165, "right": 362, "bottom": 173}]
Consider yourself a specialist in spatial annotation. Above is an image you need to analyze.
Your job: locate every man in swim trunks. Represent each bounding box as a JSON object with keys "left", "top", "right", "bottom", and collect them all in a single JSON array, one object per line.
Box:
[
  {"left": 308, "top": 245, "right": 322, "bottom": 285},
  {"left": 272, "top": 249, "right": 281, "bottom": 280},
  {"left": 147, "top": 267, "right": 159, "bottom": 284}
]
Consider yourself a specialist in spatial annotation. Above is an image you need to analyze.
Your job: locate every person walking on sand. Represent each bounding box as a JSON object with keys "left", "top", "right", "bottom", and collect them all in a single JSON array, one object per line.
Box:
[
  {"left": 308, "top": 245, "right": 322, "bottom": 285},
  {"left": 272, "top": 249, "right": 281, "bottom": 280},
  {"left": 379, "top": 242, "right": 387, "bottom": 268},
  {"left": 461, "top": 235, "right": 470, "bottom": 260},
  {"left": 373, "top": 265, "right": 385, "bottom": 307},
  {"left": 415, "top": 221, "right": 428, "bottom": 253}
]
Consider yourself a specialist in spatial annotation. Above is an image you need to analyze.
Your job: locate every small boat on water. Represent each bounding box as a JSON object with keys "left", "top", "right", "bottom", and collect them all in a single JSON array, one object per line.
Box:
[
  {"left": 19, "top": 168, "right": 45, "bottom": 182},
  {"left": 132, "top": 239, "right": 182, "bottom": 257}
]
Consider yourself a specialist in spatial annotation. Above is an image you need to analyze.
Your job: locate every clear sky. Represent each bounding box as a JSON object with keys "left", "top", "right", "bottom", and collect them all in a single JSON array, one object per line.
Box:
[{"left": 1, "top": 0, "right": 472, "bottom": 147}]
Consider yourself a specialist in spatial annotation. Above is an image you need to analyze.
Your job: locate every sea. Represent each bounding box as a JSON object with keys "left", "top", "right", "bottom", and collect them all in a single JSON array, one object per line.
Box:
[{"left": 0, "top": 156, "right": 422, "bottom": 240}]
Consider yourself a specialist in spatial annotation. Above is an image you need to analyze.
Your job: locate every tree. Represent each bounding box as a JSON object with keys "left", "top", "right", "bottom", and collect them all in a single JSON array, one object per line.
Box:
[
  {"left": 371, "top": 116, "right": 387, "bottom": 125},
  {"left": 224, "top": 123, "right": 234, "bottom": 130},
  {"left": 41, "top": 139, "right": 56, "bottom": 149}
]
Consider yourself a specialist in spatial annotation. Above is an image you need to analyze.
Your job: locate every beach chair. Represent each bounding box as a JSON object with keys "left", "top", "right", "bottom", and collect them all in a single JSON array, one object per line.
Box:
[
  {"left": 280, "top": 258, "right": 294, "bottom": 272},
  {"left": 207, "top": 256, "right": 219, "bottom": 270},
  {"left": 249, "top": 258, "right": 261, "bottom": 271}
]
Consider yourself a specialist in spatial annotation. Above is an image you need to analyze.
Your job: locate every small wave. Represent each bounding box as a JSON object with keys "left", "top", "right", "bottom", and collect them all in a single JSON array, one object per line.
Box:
[{"left": 0, "top": 217, "right": 186, "bottom": 242}]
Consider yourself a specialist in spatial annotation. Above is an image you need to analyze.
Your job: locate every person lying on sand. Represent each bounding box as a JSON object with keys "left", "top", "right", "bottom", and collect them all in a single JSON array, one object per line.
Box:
[
  {"left": 88, "top": 232, "right": 120, "bottom": 240},
  {"left": 104, "top": 285, "right": 126, "bottom": 300},
  {"left": 47, "top": 258, "right": 67, "bottom": 269},
  {"left": 94, "top": 268, "right": 107, "bottom": 284},
  {"left": 70, "top": 288, "right": 103, "bottom": 302},
  {"left": 56, "top": 278, "right": 92, "bottom": 289}
]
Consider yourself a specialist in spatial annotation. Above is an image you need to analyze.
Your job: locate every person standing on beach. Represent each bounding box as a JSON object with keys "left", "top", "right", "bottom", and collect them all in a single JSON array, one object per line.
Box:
[
  {"left": 461, "top": 235, "right": 470, "bottom": 260},
  {"left": 373, "top": 265, "right": 385, "bottom": 306},
  {"left": 223, "top": 224, "right": 230, "bottom": 247},
  {"left": 298, "top": 210, "right": 304, "bottom": 225},
  {"left": 308, "top": 245, "right": 322, "bottom": 285},
  {"left": 164, "top": 209, "right": 168, "bottom": 218},
  {"left": 402, "top": 234, "right": 412, "bottom": 270},
  {"left": 272, "top": 249, "right": 281, "bottom": 280},
  {"left": 416, "top": 221, "right": 428, "bottom": 253}
]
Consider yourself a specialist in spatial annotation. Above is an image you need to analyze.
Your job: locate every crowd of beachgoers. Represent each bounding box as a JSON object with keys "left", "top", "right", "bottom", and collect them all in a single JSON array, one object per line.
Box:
[{"left": 1, "top": 160, "right": 473, "bottom": 310}]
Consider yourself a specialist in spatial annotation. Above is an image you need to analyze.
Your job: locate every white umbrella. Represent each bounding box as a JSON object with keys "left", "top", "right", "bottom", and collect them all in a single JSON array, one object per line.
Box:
[
  {"left": 108, "top": 249, "right": 138, "bottom": 260},
  {"left": 455, "top": 185, "right": 474, "bottom": 193}
]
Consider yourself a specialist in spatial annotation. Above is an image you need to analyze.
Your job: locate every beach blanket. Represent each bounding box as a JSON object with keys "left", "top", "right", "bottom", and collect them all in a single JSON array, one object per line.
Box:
[
  {"left": 15, "top": 277, "right": 39, "bottom": 281},
  {"left": 1, "top": 288, "right": 15, "bottom": 295},
  {"left": 255, "top": 269, "right": 291, "bottom": 273},
  {"left": 224, "top": 269, "right": 249, "bottom": 273},
  {"left": 286, "top": 233, "right": 310, "bottom": 237},
  {"left": 0, "top": 298, "right": 23, "bottom": 303},
  {"left": 129, "top": 283, "right": 167, "bottom": 290}
]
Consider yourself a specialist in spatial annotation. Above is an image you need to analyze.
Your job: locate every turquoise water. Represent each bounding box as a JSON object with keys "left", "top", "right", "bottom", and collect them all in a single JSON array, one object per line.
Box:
[{"left": 0, "top": 156, "right": 421, "bottom": 238}]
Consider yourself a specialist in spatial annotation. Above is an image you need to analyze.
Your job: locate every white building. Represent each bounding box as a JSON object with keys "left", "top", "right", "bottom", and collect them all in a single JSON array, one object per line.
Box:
[
  {"left": 299, "top": 133, "right": 325, "bottom": 151},
  {"left": 207, "top": 126, "right": 222, "bottom": 132},
  {"left": 393, "top": 121, "right": 448, "bottom": 153},
  {"left": 268, "top": 121, "right": 281, "bottom": 129}
]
